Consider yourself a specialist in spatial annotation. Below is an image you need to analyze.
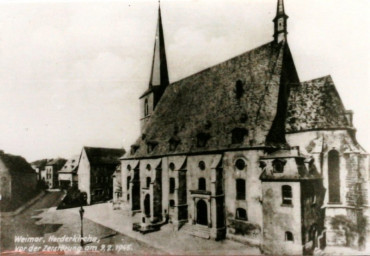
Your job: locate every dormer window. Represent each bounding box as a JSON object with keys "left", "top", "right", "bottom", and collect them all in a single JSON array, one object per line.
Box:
[
  {"left": 273, "top": 159, "right": 286, "bottom": 173},
  {"left": 231, "top": 128, "right": 248, "bottom": 144},
  {"left": 169, "top": 137, "right": 180, "bottom": 151},
  {"left": 196, "top": 133, "right": 210, "bottom": 148},
  {"left": 147, "top": 141, "right": 158, "bottom": 153},
  {"left": 130, "top": 145, "right": 140, "bottom": 155}
]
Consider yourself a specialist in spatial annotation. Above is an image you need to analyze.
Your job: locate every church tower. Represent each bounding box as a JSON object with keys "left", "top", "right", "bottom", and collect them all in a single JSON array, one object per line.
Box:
[
  {"left": 273, "top": 0, "right": 288, "bottom": 43},
  {"left": 139, "top": 3, "right": 169, "bottom": 132}
]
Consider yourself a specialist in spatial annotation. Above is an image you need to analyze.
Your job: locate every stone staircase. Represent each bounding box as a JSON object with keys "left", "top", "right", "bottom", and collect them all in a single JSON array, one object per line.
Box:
[{"left": 181, "top": 223, "right": 210, "bottom": 239}]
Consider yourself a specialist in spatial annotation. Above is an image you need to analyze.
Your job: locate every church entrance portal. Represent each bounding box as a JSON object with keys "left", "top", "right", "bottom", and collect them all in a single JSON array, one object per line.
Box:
[{"left": 196, "top": 199, "right": 208, "bottom": 226}]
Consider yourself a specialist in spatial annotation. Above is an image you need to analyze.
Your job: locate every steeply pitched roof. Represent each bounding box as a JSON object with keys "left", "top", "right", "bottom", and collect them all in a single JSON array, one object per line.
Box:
[
  {"left": 46, "top": 158, "right": 67, "bottom": 169},
  {"left": 84, "top": 147, "right": 125, "bottom": 166},
  {"left": 58, "top": 155, "right": 80, "bottom": 173},
  {"left": 0, "top": 151, "right": 36, "bottom": 175},
  {"left": 286, "top": 75, "right": 349, "bottom": 132},
  {"left": 30, "top": 159, "right": 49, "bottom": 169},
  {"left": 125, "top": 41, "right": 287, "bottom": 158}
]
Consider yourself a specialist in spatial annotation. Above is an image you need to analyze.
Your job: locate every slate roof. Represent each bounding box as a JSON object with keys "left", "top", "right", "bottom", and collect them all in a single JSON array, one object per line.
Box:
[
  {"left": 30, "top": 159, "right": 49, "bottom": 169},
  {"left": 58, "top": 155, "right": 79, "bottom": 173},
  {"left": 125, "top": 41, "right": 288, "bottom": 158},
  {"left": 0, "top": 151, "right": 36, "bottom": 175},
  {"left": 46, "top": 158, "right": 67, "bottom": 170},
  {"left": 286, "top": 75, "right": 349, "bottom": 132},
  {"left": 84, "top": 147, "right": 125, "bottom": 166}
]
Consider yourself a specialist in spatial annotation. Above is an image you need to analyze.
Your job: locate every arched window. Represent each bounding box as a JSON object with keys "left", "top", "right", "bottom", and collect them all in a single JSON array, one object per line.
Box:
[
  {"left": 198, "top": 178, "right": 206, "bottom": 190},
  {"left": 127, "top": 176, "right": 131, "bottom": 190},
  {"left": 146, "top": 177, "right": 151, "bottom": 188},
  {"left": 144, "top": 99, "right": 149, "bottom": 116},
  {"left": 196, "top": 133, "right": 210, "bottom": 148},
  {"left": 169, "top": 162, "right": 175, "bottom": 171},
  {"left": 169, "top": 178, "right": 175, "bottom": 194},
  {"left": 285, "top": 231, "right": 294, "bottom": 241},
  {"left": 236, "top": 208, "right": 248, "bottom": 221},
  {"left": 282, "top": 185, "right": 292, "bottom": 205},
  {"left": 328, "top": 150, "right": 340, "bottom": 203},
  {"left": 169, "top": 199, "right": 175, "bottom": 207},
  {"left": 236, "top": 179, "right": 246, "bottom": 200},
  {"left": 273, "top": 159, "right": 286, "bottom": 173}
]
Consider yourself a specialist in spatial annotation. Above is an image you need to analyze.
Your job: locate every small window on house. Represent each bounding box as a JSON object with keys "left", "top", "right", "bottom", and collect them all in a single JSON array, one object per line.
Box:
[
  {"left": 146, "top": 177, "right": 151, "bottom": 188},
  {"left": 198, "top": 161, "right": 206, "bottom": 171},
  {"left": 236, "top": 179, "right": 246, "bottom": 200},
  {"left": 273, "top": 159, "right": 286, "bottom": 173},
  {"left": 130, "top": 145, "right": 139, "bottom": 155},
  {"left": 147, "top": 142, "right": 158, "bottom": 153},
  {"left": 169, "top": 200, "right": 175, "bottom": 207},
  {"left": 236, "top": 208, "right": 248, "bottom": 221},
  {"left": 144, "top": 99, "right": 149, "bottom": 116},
  {"left": 235, "top": 159, "right": 246, "bottom": 170},
  {"left": 282, "top": 185, "right": 292, "bottom": 205},
  {"left": 235, "top": 80, "right": 244, "bottom": 99},
  {"left": 169, "top": 162, "right": 175, "bottom": 171},
  {"left": 198, "top": 178, "right": 206, "bottom": 191},
  {"left": 285, "top": 231, "right": 294, "bottom": 242},
  {"left": 169, "top": 178, "right": 175, "bottom": 194},
  {"left": 169, "top": 137, "right": 180, "bottom": 151},
  {"left": 196, "top": 133, "right": 210, "bottom": 148},
  {"left": 127, "top": 165, "right": 131, "bottom": 171},
  {"left": 232, "top": 128, "right": 248, "bottom": 144},
  {"left": 146, "top": 164, "right": 151, "bottom": 171}
]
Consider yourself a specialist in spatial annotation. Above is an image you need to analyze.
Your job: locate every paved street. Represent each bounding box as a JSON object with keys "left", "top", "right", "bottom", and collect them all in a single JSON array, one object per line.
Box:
[{"left": 0, "top": 191, "right": 162, "bottom": 255}]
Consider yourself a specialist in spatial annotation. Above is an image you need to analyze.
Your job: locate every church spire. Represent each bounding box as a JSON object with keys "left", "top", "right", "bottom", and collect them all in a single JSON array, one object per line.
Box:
[
  {"left": 273, "top": 0, "right": 288, "bottom": 43},
  {"left": 149, "top": 2, "right": 169, "bottom": 88}
]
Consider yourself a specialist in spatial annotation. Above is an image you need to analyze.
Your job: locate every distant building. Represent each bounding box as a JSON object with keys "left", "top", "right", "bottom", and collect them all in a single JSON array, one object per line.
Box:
[
  {"left": 77, "top": 147, "right": 125, "bottom": 205},
  {"left": 58, "top": 155, "right": 79, "bottom": 189},
  {"left": 30, "top": 159, "right": 49, "bottom": 180},
  {"left": 45, "top": 158, "right": 67, "bottom": 189},
  {"left": 112, "top": 165, "right": 123, "bottom": 209},
  {"left": 0, "top": 150, "right": 38, "bottom": 210},
  {"left": 120, "top": 0, "right": 370, "bottom": 254}
]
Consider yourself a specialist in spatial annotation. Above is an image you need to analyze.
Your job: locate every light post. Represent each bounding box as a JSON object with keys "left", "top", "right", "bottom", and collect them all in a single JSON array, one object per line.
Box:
[{"left": 79, "top": 192, "right": 87, "bottom": 248}]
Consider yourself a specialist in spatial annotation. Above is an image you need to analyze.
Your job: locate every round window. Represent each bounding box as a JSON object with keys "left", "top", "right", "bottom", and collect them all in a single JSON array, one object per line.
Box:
[
  {"left": 198, "top": 161, "right": 206, "bottom": 170},
  {"left": 127, "top": 165, "right": 131, "bottom": 171},
  {"left": 235, "top": 159, "right": 246, "bottom": 170},
  {"left": 146, "top": 164, "right": 151, "bottom": 171},
  {"left": 169, "top": 162, "right": 175, "bottom": 171}
]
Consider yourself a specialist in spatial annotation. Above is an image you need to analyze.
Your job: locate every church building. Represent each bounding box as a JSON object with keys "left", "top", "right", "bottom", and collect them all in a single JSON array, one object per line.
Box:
[{"left": 120, "top": 0, "right": 370, "bottom": 254}]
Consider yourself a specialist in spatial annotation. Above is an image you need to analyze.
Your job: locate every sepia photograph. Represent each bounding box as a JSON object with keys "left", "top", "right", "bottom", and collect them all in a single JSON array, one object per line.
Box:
[{"left": 0, "top": 0, "right": 369, "bottom": 255}]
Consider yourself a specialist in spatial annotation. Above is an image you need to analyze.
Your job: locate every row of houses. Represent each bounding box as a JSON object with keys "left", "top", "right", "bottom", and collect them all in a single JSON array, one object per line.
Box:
[{"left": 31, "top": 146, "right": 125, "bottom": 205}]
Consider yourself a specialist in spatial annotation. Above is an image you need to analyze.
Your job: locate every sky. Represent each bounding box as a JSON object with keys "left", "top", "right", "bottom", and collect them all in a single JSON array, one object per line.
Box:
[{"left": 0, "top": 0, "right": 368, "bottom": 162}]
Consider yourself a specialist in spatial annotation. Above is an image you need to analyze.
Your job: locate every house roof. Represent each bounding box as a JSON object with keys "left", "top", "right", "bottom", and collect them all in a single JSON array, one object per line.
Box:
[
  {"left": 84, "top": 147, "right": 125, "bottom": 166},
  {"left": 286, "top": 75, "right": 349, "bottom": 132},
  {"left": 125, "top": 41, "right": 287, "bottom": 158},
  {"left": 46, "top": 158, "right": 67, "bottom": 169},
  {"left": 58, "top": 155, "right": 80, "bottom": 173},
  {"left": 30, "top": 159, "right": 49, "bottom": 169},
  {"left": 0, "top": 151, "right": 36, "bottom": 175}
]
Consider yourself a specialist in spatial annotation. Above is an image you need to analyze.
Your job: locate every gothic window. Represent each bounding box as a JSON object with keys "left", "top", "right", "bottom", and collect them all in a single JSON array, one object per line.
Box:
[
  {"left": 231, "top": 128, "right": 248, "bottom": 144},
  {"left": 169, "top": 178, "right": 175, "bottom": 194},
  {"left": 235, "top": 159, "right": 246, "bottom": 170},
  {"left": 127, "top": 176, "right": 131, "bottom": 190},
  {"left": 146, "top": 177, "right": 151, "bottom": 188},
  {"left": 282, "top": 185, "right": 292, "bottom": 205},
  {"left": 196, "top": 133, "right": 210, "bottom": 148},
  {"left": 130, "top": 145, "right": 139, "bottom": 155},
  {"left": 285, "top": 231, "right": 294, "bottom": 242},
  {"left": 328, "top": 150, "right": 340, "bottom": 203},
  {"left": 236, "top": 179, "right": 246, "bottom": 200},
  {"left": 127, "top": 165, "right": 131, "bottom": 171},
  {"left": 235, "top": 80, "right": 244, "bottom": 99},
  {"left": 273, "top": 159, "right": 286, "bottom": 173},
  {"left": 147, "top": 141, "right": 158, "bottom": 153},
  {"left": 198, "top": 161, "right": 206, "bottom": 171},
  {"left": 198, "top": 178, "right": 206, "bottom": 191},
  {"left": 146, "top": 164, "right": 151, "bottom": 171},
  {"left": 144, "top": 98, "right": 149, "bottom": 116},
  {"left": 236, "top": 208, "right": 248, "bottom": 221}
]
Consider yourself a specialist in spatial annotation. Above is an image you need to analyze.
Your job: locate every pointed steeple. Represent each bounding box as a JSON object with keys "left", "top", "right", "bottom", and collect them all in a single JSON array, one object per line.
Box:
[
  {"left": 149, "top": 2, "right": 169, "bottom": 88},
  {"left": 273, "top": 0, "right": 288, "bottom": 43}
]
